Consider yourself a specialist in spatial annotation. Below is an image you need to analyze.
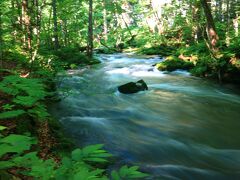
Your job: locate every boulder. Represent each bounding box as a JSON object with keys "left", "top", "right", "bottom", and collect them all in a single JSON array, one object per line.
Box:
[{"left": 118, "top": 79, "right": 148, "bottom": 94}]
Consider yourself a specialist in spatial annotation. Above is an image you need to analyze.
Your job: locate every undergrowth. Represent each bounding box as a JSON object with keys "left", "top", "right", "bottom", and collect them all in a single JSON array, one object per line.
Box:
[{"left": 0, "top": 60, "right": 149, "bottom": 179}]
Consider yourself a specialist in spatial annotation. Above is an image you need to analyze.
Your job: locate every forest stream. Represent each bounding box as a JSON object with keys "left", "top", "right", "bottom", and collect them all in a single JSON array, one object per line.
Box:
[{"left": 50, "top": 54, "right": 240, "bottom": 179}]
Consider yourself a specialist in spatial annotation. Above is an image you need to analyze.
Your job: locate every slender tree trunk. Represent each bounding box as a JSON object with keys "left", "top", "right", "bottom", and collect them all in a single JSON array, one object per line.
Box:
[
  {"left": 121, "top": 14, "right": 133, "bottom": 37},
  {"left": 16, "top": 0, "right": 23, "bottom": 42},
  {"left": 218, "top": 0, "right": 222, "bottom": 21},
  {"left": 22, "top": 0, "right": 32, "bottom": 58},
  {"left": 192, "top": 1, "right": 201, "bottom": 42},
  {"left": 52, "top": 0, "right": 59, "bottom": 50},
  {"left": 150, "top": 0, "right": 162, "bottom": 34},
  {"left": 63, "top": 19, "right": 68, "bottom": 46},
  {"left": 87, "top": 0, "right": 93, "bottom": 58},
  {"left": 47, "top": 7, "right": 52, "bottom": 49},
  {"left": 200, "top": 0, "right": 218, "bottom": 51},
  {"left": 225, "top": 0, "right": 230, "bottom": 45},
  {"left": 30, "top": 0, "right": 41, "bottom": 64},
  {"left": 11, "top": 0, "right": 16, "bottom": 44},
  {"left": 0, "top": 8, "right": 3, "bottom": 69},
  {"left": 103, "top": 0, "right": 108, "bottom": 40},
  {"left": 233, "top": 16, "right": 239, "bottom": 37},
  {"left": 22, "top": 0, "right": 27, "bottom": 48}
]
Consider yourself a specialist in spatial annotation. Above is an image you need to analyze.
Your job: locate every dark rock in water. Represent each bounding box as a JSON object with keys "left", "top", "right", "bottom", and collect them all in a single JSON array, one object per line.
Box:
[
  {"left": 148, "top": 68, "right": 154, "bottom": 72},
  {"left": 118, "top": 79, "right": 148, "bottom": 94}
]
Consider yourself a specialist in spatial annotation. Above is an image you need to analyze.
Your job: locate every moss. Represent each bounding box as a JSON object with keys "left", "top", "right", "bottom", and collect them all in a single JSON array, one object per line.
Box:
[
  {"left": 138, "top": 44, "right": 177, "bottom": 56},
  {"left": 157, "top": 56, "right": 194, "bottom": 71},
  {"left": 50, "top": 47, "right": 101, "bottom": 69}
]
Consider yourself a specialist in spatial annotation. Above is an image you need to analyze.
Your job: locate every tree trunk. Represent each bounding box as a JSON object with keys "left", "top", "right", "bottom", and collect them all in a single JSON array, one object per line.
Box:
[
  {"left": 121, "top": 14, "right": 133, "bottom": 37},
  {"left": 192, "top": 0, "right": 202, "bottom": 42},
  {"left": 103, "top": 0, "right": 108, "bottom": 40},
  {"left": 22, "top": 0, "right": 32, "bottom": 57},
  {"left": 0, "top": 7, "right": 3, "bottom": 69},
  {"left": 218, "top": 0, "right": 222, "bottom": 21},
  {"left": 52, "top": 0, "right": 59, "bottom": 50},
  {"left": 63, "top": 19, "right": 68, "bottom": 46},
  {"left": 47, "top": 7, "right": 52, "bottom": 49},
  {"left": 225, "top": 0, "right": 230, "bottom": 45},
  {"left": 232, "top": 0, "right": 239, "bottom": 37},
  {"left": 200, "top": 0, "right": 218, "bottom": 51},
  {"left": 30, "top": 0, "right": 42, "bottom": 64},
  {"left": 233, "top": 16, "right": 239, "bottom": 37},
  {"left": 87, "top": 0, "right": 93, "bottom": 58}
]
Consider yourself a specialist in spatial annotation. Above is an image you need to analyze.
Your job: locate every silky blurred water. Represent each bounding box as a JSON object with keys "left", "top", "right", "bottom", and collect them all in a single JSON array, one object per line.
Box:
[{"left": 50, "top": 54, "right": 240, "bottom": 179}]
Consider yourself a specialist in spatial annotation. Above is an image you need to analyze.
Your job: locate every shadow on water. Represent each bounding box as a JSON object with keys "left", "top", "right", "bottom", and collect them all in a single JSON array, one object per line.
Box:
[{"left": 49, "top": 53, "right": 240, "bottom": 179}]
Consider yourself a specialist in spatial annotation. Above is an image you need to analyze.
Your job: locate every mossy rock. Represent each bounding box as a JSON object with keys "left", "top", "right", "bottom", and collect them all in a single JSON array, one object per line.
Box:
[
  {"left": 88, "top": 58, "right": 101, "bottom": 65},
  {"left": 95, "top": 48, "right": 116, "bottom": 54},
  {"left": 156, "top": 56, "right": 194, "bottom": 71}
]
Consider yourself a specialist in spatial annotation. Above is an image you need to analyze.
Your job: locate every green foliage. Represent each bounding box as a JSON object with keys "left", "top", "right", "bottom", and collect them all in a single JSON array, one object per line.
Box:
[
  {"left": 227, "top": 38, "right": 240, "bottom": 58},
  {"left": 0, "top": 110, "right": 26, "bottom": 119},
  {"left": 0, "top": 75, "right": 49, "bottom": 120},
  {"left": 0, "top": 75, "right": 45, "bottom": 97},
  {"left": 0, "top": 136, "right": 147, "bottom": 180},
  {"left": 0, "top": 134, "right": 37, "bottom": 158},
  {"left": 157, "top": 56, "right": 194, "bottom": 71},
  {"left": 139, "top": 45, "right": 176, "bottom": 56},
  {"left": 12, "top": 152, "right": 57, "bottom": 179},
  {"left": 177, "top": 43, "right": 209, "bottom": 56},
  {"left": 190, "top": 54, "right": 234, "bottom": 78},
  {"left": 0, "top": 124, "right": 145, "bottom": 179},
  {"left": 0, "top": 126, "right": 6, "bottom": 131},
  {"left": 71, "top": 144, "right": 112, "bottom": 163},
  {"left": 111, "top": 165, "right": 148, "bottom": 180},
  {"left": 54, "top": 47, "right": 90, "bottom": 65},
  {"left": 2, "top": 104, "right": 14, "bottom": 111},
  {"left": 3, "top": 47, "right": 28, "bottom": 65}
]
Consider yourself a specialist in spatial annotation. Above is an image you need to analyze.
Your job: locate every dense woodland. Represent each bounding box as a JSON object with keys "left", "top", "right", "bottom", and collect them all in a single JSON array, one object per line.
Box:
[{"left": 0, "top": 0, "right": 240, "bottom": 179}]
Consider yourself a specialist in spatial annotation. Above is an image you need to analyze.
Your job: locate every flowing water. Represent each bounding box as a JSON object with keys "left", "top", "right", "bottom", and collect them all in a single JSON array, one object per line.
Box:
[{"left": 50, "top": 54, "right": 240, "bottom": 179}]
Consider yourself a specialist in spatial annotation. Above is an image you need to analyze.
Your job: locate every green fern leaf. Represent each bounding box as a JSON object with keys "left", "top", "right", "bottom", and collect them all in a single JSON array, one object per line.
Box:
[
  {"left": 0, "top": 161, "right": 15, "bottom": 170},
  {"left": 28, "top": 104, "right": 49, "bottom": 120},
  {"left": 0, "top": 110, "right": 26, "bottom": 119},
  {"left": 72, "top": 144, "right": 111, "bottom": 163},
  {"left": 0, "top": 126, "right": 6, "bottom": 131},
  {"left": 111, "top": 170, "right": 121, "bottom": 180},
  {"left": 113, "top": 166, "right": 149, "bottom": 179},
  {"left": 13, "top": 96, "right": 39, "bottom": 107},
  {"left": 73, "top": 168, "right": 106, "bottom": 180},
  {"left": 0, "top": 135, "right": 36, "bottom": 157}
]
